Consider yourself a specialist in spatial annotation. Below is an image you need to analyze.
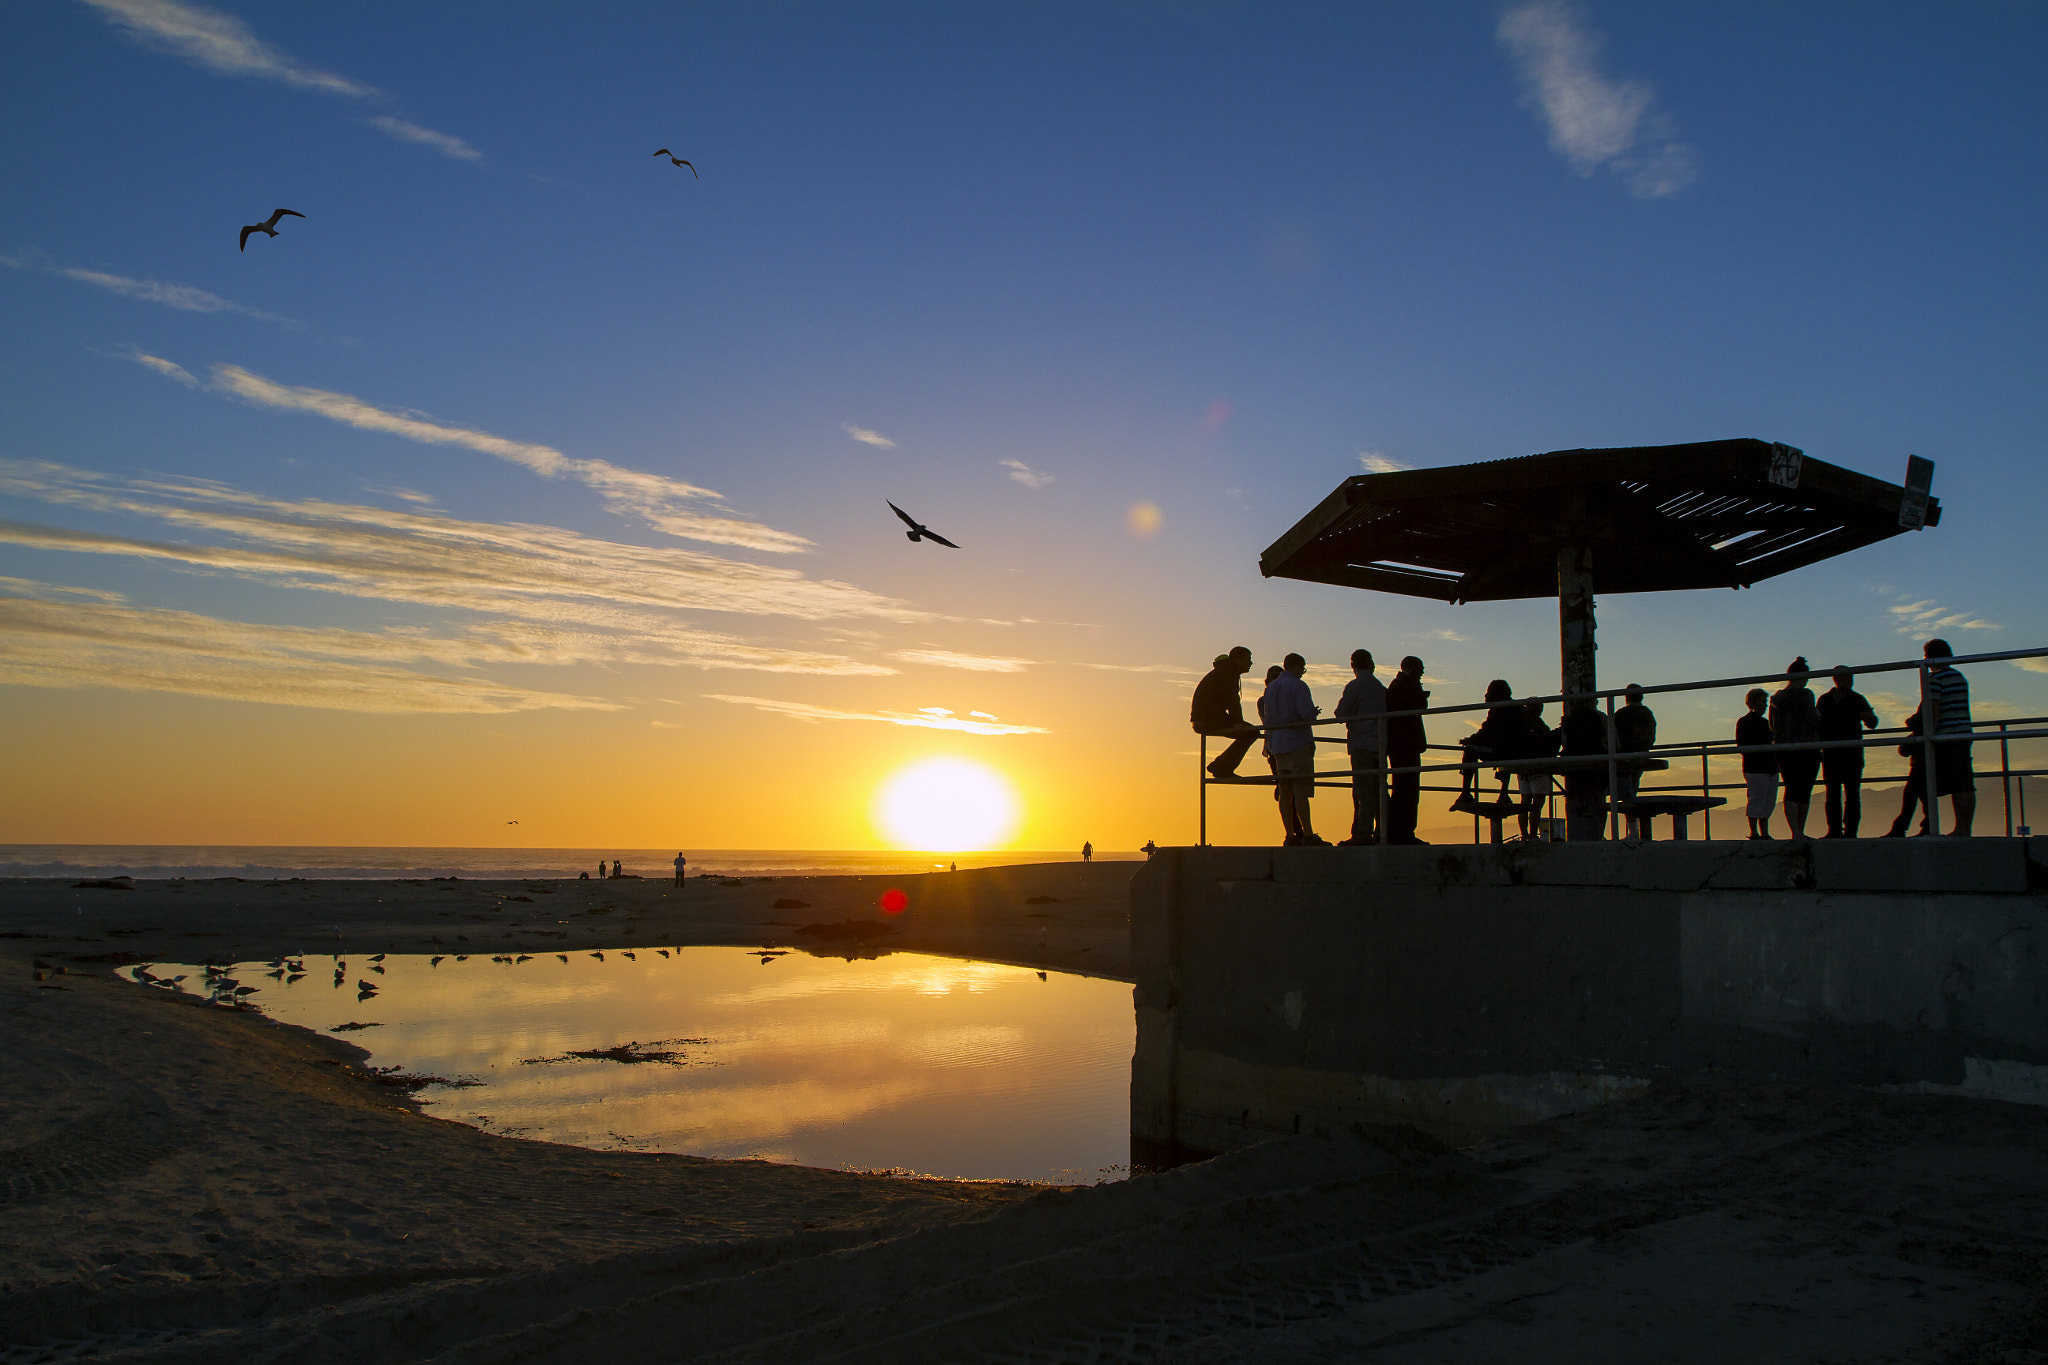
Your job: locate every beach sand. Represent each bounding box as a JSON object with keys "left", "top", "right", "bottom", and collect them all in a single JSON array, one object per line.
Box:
[{"left": 6, "top": 860, "right": 2048, "bottom": 1361}]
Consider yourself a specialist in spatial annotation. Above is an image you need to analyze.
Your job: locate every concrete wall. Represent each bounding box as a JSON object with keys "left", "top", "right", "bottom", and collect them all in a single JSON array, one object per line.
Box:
[{"left": 1131, "top": 839, "right": 2048, "bottom": 1153}]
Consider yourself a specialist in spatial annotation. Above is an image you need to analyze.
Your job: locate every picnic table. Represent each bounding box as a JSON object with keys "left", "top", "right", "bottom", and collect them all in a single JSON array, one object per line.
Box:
[{"left": 1615, "top": 794, "right": 1728, "bottom": 840}]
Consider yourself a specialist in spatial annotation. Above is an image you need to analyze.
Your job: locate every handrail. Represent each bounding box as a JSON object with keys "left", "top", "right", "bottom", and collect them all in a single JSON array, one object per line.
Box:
[{"left": 1199, "top": 644, "right": 2047, "bottom": 845}]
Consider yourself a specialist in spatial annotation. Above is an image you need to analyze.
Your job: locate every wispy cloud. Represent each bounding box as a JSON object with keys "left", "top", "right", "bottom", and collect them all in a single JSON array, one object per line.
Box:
[
  {"left": 122, "top": 349, "right": 199, "bottom": 387},
  {"left": 4, "top": 250, "right": 297, "bottom": 326},
  {"left": 187, "top": 362, "right": 811, "bottom": 553},
  {"left": 2015, "top": 658, "right": 2048, "bottom": 675},
  {"left": 1885, "top": 595, "right": 2001, "bottom": 636},
  {"left": 893, "top": 648, "right": 1031, "bottom": 673},
  {"left": 366, "top": 115, "right": 483, "bottom": 164},
  {"left": 80, "top": 0, "right": 375, "bottom": 97},
  {"left": 706, "top": 694, "right": 1047, "bottom": 736},
  {"left": 1070, "top": 661, "right": 1196, "bottom": 675},
  {"left": 0, "top": 589, "right": 619, "bottom": 714},
  {"left": 1359, "top": 451, "right": 1412, "bottom": 474},
  {"left": 843, "top": 424, "right": 896, "bottom": 449},
  {"left": 1497, "top": 1, "right": 1698, "bottom": 199},
  {"left": 0, "top": 460, "right": 923, "bottom": 651},
  {"left": 1000, "top": 459, "right": 1054, "bottom": 490},
  {"left": 1411, "top": 627, "right": 1469, "bottom": 643}
]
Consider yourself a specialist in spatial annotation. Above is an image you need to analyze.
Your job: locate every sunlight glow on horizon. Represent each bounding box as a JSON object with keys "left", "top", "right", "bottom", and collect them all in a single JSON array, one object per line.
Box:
[{"left": 872, "top": 757, "right": 1021, "bottom": 852}]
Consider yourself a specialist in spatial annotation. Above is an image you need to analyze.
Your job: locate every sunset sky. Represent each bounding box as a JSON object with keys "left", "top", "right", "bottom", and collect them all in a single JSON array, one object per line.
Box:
[{"left": 2, "top": 1, "right": 2043, "bottom": 851}]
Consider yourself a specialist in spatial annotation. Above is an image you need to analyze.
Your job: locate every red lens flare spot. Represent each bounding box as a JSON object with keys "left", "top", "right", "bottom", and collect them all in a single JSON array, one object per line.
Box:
[{"left": 879, "top": 887, "right": 909, "bottom": 916}]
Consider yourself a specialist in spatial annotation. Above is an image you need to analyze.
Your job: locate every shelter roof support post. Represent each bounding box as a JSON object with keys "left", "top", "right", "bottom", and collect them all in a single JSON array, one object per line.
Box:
[{"left": 1559, "top": 545, "right": 1596, "bottom": 707}]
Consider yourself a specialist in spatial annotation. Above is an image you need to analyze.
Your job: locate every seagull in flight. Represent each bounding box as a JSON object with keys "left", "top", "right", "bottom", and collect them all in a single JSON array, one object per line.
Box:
[
  {"left": 652, "top": 149, "right": 698, "bottom": 177},
  {"left": 889, "top": 501, "right": 960, "bottom": 548},
  {"left": 239, "top": 208, "right": 304, "bottom": 252}
]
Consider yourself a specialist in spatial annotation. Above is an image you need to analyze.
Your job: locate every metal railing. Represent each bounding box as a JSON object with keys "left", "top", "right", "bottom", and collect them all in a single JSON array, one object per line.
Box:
[{"left": 1197, "top": 644, "right": 2048, "bottom": 845}]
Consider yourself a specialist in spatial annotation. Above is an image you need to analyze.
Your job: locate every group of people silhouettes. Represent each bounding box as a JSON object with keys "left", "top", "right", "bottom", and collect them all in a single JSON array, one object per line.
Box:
[{"left": 1191, "top": 637, "right": 1978, "bottom": 847}]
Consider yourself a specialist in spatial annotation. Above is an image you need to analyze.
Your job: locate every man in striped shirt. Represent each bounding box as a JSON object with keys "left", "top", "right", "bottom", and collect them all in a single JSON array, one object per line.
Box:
[{"left": 1923, "top": 638, "right": 1976, "bottom": 836}]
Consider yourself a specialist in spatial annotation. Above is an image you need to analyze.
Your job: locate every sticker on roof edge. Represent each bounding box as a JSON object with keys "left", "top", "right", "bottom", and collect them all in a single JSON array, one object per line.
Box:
[{"left": 1767, "top": 443, "right": 1803, "bottom": 490}]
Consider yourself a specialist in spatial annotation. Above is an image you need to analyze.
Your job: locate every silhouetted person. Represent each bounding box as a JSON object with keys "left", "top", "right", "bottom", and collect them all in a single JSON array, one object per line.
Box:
[
  {"left": 1518, "top": 700, "right": 1559, "bottom": 839},
  {"left": 1264, "top": 653, "right": 1326, "bottom": 845},
  {"left": 1612, "top": 683, "right": 1657, "bottom": 840},
  {"left": 1816, "top": 666, "right": 1880, "bottom": 837},
  {"left": 611, "top": 859, "right": 622, "bottom": 879},
  {"left": 673, "top": 852, "right": 688, "bottom": 886},
  {"left": 596, "top": 859, "right": 606, "bottom": 880},
  {"left": 1738, "top": 688, "right": 1777, "bottom": 839},
  {"left": 1770, "top": 657, "right": 1821, "bottom": 839},
  {"left": 1142, "top": 840, "right": 1158, "bottom": 857},
  {"left": 1559, "top": 699, "right": 1612, "bottom": 841},
  {"left": 1923, "top": 637, "right": 1977, "bottom": 835},
  {"left": 1452, "top": 680, "right": 1523, "bottom": 815},
  {"left": 1886, "top": 704, "right": 1933, "bottom": 838},
  {"left": 1191, "top": 647, "right": 1259, "bottom": 779},
  {"left": 1384, "top": 656, "right": 1428, "bottom": 845},
  {"left": 1081, "top": 841, "right": 1093, "bottom": 863},
  {"left": 1333, "top": 648, "right": 1386, "bottom": 844}
]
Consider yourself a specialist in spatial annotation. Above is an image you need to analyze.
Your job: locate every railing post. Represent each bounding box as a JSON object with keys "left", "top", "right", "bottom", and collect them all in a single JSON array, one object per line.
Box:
[
  {"left": 1921, "top": 661, "right": 1940, "bottom": 837},
  {"left": 1377, "top": 716, "right": 1390, "bottom": 846},
  {"left": 2001, "top": 722, "right": 2012, "bottom": 839},
  {"left": 1606, "top": 691, "right": 1620, "bottom": 841},
  {"left": 1198, "top": 735, "right": 1208, "bottom": 848},
  {"left": 1701, "top": 743, "right": 1712, "bottom": 842}
]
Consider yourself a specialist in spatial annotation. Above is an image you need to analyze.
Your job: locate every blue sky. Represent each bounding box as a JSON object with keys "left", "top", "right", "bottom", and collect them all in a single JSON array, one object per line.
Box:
[{"left": 1, "top": 1, "right": 2042, "bottom": 847}]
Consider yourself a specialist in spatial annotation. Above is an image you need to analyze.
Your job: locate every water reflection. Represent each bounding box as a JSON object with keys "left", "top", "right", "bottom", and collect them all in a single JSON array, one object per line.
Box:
[{"left": 147, "top": 947, "right": 1133, "bottom": 1184}]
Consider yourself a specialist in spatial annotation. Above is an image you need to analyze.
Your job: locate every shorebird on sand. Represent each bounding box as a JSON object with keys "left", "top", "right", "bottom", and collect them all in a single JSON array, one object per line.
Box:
[
  {"left": 652, "top": 149, "right": 697, "bottom": 177},
  {"left": 239, "top": 208, "right": 304, "bottom": 251}
]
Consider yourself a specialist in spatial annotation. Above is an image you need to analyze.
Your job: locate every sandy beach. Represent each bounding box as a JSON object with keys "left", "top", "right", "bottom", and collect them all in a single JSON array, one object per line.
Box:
[{"left": 6, "top": 860, "right": 2048, "bottom": 1361}]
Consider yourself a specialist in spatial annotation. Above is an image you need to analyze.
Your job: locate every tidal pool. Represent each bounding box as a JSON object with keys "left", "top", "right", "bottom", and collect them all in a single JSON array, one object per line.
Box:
[{"left": 149, "top": 947, "right": 1134, "bottom": 1184}]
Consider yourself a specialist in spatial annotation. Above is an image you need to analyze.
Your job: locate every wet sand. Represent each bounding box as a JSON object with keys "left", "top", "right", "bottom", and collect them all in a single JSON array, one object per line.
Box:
[{"left": 6, "top": 862, "right": 2048, "bottom": 1361}]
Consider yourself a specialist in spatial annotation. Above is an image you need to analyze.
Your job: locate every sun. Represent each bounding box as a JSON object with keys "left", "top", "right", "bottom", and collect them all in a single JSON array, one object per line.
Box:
[{"left": 873, "top": 757, "right": 1021, "bottom": 851}]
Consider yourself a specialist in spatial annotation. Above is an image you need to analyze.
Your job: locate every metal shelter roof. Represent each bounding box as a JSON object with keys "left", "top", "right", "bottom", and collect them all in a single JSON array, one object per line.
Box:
[{"left": 1258, "top": 439, "right": 1938, "bottom": 603}]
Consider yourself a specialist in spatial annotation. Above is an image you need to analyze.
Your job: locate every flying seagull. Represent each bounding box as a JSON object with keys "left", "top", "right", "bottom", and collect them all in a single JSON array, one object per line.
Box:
[
  {"left": 239, "top": 208, "right": 304, "bottom": 252},
  {"left": 652, "top": 149, "right": 698, "bottom": 177},
  {"left": 889, "top": 501, "right": 960, "bottom": 548}
]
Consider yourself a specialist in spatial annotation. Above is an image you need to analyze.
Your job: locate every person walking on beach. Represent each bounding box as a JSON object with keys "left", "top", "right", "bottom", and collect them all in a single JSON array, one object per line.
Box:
[
  {"left": 1333, "top": 649, "right": 1386, "bottom": 844},
  {"left": 1613, "top": 684, "right": 1657, "bottom": 841},
  {"left": 1384, "top": 656, "right": 1429, "bottom": 845},
  {"left": 1082, "top": 841, "right": 1093, "bottom": 863},
  {"left": 1263, "top": 653, "right": 1327, "bottom": 845},
  {"left": 1816, "top": 666, "right": 1880, "bottom": 837},
  {"left": 673, "top": 852, "right": 688, "bottom": 886},
  {"left": 1191, "top": 647, "right": 1260, "bottom": 780},
  {"left": 1923, "top": 637, "right": 1977, "bottom": 836},
  {"left": 1770, "top": 658, "right": 1822, "bottom": 839},
  {"left": 1738, "top": 688, "right": 1778, "bottom": 839}
]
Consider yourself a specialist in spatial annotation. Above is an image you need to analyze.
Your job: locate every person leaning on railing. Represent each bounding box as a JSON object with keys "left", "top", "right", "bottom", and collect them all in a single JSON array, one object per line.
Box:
[
  {"left": 1559, "top": 698, "right": 1612, "bottom": 841},
  {"left": 1333, "top": 649, "right": 1386, "bottom": 845},
  {"left": 1816, "top": 665, "right": 1880, "bottom": 838},
  {"left": 1769, "top": 657, "right": 1822, "bottom": 840},
  {"left": 1612, "top": 684, "right": 1658, "bottom": 840},
  {"left": 1923, "top": 637, "right": 1977, "bottom": 836},
  {"left": 1384, "top": 657, "right": 1429, "bottom": 845}
]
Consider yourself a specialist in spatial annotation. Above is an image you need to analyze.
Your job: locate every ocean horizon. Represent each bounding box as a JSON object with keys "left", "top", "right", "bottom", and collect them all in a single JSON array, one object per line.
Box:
[{"left": 0, "top": 845, "right": 1144, "bottom": 882}]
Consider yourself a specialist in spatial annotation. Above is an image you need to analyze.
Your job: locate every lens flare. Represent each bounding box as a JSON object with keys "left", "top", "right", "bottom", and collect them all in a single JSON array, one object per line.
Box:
[
  {"left": 873, "top": 757, "right": 1020, "bottom": 851},
  {"left": 1126, "top": 501, "right": 1163, "bottom": 539},
  {"left": 880, "top": 887, "right": 909, "bottom": 915}
]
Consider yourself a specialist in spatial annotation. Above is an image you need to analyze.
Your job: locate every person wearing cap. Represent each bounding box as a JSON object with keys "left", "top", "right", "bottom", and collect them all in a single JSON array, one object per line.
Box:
[
  {"left": 1769, "top": 657, "right": 1822, "bottom": 839},
  {"left": 1332, "top": 649, "right": 1387, "bottom": 844},
  {"left": 1922, "top": 637, "right": 1977, "bottom": 835},
  {"left": 1190, "top": 646, "right": 1259, "bottom": 779},
  {"left": 1816, "top": 666, "right": 1880, "bottom": 837}
]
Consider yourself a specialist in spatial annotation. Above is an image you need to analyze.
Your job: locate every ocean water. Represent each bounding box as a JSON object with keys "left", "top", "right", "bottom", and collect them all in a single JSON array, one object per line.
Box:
[{"left": 0, "top": 845, "right": 1142, "bottom": 881}]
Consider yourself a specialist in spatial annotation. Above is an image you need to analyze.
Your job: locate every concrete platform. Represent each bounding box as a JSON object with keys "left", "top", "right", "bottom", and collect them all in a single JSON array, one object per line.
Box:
[{"left": 1132, "top": 839, "right": 2048, "bottom": 1154}]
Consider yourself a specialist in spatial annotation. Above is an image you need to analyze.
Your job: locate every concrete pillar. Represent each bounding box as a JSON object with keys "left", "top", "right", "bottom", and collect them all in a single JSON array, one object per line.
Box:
[{"left": 1558, "top": 545, "right": 1595, "bottom": 704}]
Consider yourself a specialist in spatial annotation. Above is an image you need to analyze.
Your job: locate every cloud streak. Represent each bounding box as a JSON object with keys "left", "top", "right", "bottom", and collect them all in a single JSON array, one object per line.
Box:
[
  {"left": 366, "top": 115, "right": 483, "bottom": 164},
  {"left": 706, "top": 695, "right": 1047, "bottom": 736},
  {"left": 80, "top": 0, "right": 375, "bottom": 96},
  {"left": 1001, "top": 459, "right": 1055, "bottom": 490},
  {"left": 892, "top": 648, "right": 1031, "bottom": 673},
  {"left": 198, "top": 363, "right": 811, "bottom": 553},
  {"left": 1497, "top": 1, "right": 1698, "bottom": 199},
  {"left": 843, "top": 424, "right": 896, "bottom": 448},
  {"left": 3, "top": 250, "right": 297, "bottom": 326},
  {"left": 1358, "top": 451, "right": 1412, "bottom": 474},
  {"left": 1886, "top": 595, "right": 2001, "bottom": 636}
]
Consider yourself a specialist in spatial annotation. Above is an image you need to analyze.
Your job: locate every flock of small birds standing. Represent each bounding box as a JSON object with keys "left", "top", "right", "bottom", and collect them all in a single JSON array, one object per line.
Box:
[{"left": 236, "top": 148, "right": 958, "bottom": 546}]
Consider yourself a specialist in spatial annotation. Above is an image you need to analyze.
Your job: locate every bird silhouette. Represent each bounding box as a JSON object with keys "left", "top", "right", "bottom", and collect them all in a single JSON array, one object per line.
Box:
[
  {"left": 507, "top": 820, "right": 518, "bottom": 825},
  {"left": 356, "top": 979, "right": 378, "bottom": 993},
  {"left": 368, "top": 953, "right": 386, "bottom": 962},
  {"left": 429, "top": 955, "right": 445, "bottom": 967},
  {"left": 556, "top": 953, "right": 569, "bottom": 963},
  {"left": 239, "top": 208, "right": 304, "bottom": 252},
  {"left": 652, "top": 149, "right": 697, "bottom": 177},
  {"left": 888, "top": 501, "right": 960, "bottom": 548},
  {"left": 622, "top": 950, "right": 636, "bottom": 960}
]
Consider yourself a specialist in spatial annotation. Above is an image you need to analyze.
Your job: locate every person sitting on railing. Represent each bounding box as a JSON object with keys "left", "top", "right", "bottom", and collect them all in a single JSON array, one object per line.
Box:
[
  {"left": 1769, "top": 658, "right": 1822, "bottom": 840},
  {"left": 1263, "top": 653, "right": 1328, "bottom": 847},
  {"left": 1383, "top": 657, "right": 1430, "bottom": 845},
  {"left": 1738, "top": 688, "right": 1778, "bottom": 839},
  {"left": 1517, "top": 699, "right": 1559, "bottom": 839},
  {"left": 1450, "top": 680, "right": 1523, "bottom": 816},
  {"left": 1923, "top": 637, "right": 1977, "bottom": 836},
  {"left": 1816, "top": 665, "right": 1880, "bottom": 838},
  {"left": 1559, "top": 698, "right": 1612, "bottom": 841},
  {"left": 1613, "top": 684, "right": 1658, "bottom": 840},
  {"left": 1191, "top": 646, "right": 1260, "bottom": 780}
]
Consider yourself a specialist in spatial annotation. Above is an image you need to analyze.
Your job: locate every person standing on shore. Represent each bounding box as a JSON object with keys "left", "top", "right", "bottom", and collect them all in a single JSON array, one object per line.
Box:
[
  {"left": 1263, "top": 653, "right": 1327, "bottom": 846},
  {"left": 596, "top": 859, "right": 606, "bottom": 880},
  {"left": 1816, "top": 666, "right": 1880, "bottom": 838},
  {"left": 1770, "top": 658, "right": 1822, "bottom": 840},
  {"left": 1738, "top": 688, "right": 1778, "bottom": 839},
  {"left": 1333, "top": 649, "right": 1386, "bottom": 845},
  {"left": 1191, "top": 647, "right": 1259, "bottom": 780},
  {"left": 673, "top": 852, "right": 688, "bottom": 886},
  {"left": 1384, "top": 656, "right": 1429, "bottom": 845},
  {"left": 1082, "top": 841, "right": 1093, "bottom": 863},
  {"left": 1923, "top": 637, "right": 1977, "bottom": 836}
]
